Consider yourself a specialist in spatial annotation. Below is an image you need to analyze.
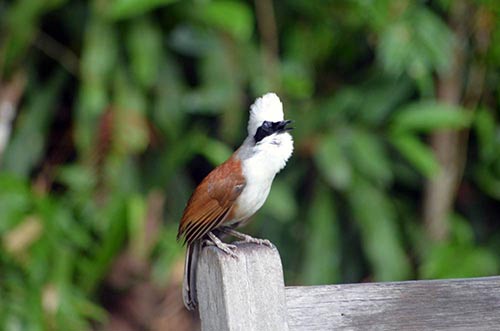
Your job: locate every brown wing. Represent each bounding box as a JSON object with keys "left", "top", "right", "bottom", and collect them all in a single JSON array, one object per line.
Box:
[{"left": 177, "top": 157, "right": 245, "bottom": 245}]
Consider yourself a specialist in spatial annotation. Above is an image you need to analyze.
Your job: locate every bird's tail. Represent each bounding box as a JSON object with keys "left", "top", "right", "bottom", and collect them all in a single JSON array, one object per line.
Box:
[{"left": 182, "top": 240, "right": 201, "bottom": 310}]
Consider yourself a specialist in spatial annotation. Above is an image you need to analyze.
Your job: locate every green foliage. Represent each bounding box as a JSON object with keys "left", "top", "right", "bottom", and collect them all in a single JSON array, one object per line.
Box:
[
  {"left": 420, "top": 215, "right": 499, "bottom": 279},
  {"left": 2, "top": 0, "right": 500, "bottom": 329},
  {"left": 391, "top": 101, "right": 472, "bottom": 133},
  {"left": 102, "top": 0, "right": 179, "bottom": 20},
  {"left": 301, "top": 184, "right": 340, "bottom": 285}
]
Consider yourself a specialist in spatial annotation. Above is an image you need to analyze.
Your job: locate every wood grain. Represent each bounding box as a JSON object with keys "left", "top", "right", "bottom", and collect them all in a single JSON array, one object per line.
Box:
[
  {"left": 197, "top": 243, "right": 288, "bottom": 331},
  {"left": 286, "top": 276, "right": 500, "bottom": 331}
]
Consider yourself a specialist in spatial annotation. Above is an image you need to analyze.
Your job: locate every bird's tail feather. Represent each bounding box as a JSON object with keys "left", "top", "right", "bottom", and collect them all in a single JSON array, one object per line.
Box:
[{"left": 182, "top": 240, "right": 201, "bottom": 310}]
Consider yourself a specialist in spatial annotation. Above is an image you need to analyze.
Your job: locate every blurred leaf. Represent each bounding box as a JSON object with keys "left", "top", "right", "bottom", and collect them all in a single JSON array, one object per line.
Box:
[
  {"left": 151, "top": 57, "right": 185, "bottom": 140},
  {"left": 127, "top": 17, "right": 163, "bottom": 90},
  {"left": 282, "top": 60, "right": 314, "bottom": 99},
  {"left": 113, "top": 71, "right": 149, "bottom": 154},
  {"left": 378, "top": 6, "right": 454, "bottom": 78},
  {"left": 391, "top": 101, "right": 471, "bottom": 132},
  {"left": 2, "top": 70, "right": 66, "bottom": 176},
  {"left": 199, "top": 138, "right": 232, "bottom": 166},
  {"left": 103, "top": 0, "right": 179, "bottom": 20},
  {"left": 152, "top": 225, "right": 184, "bottom": 285},
  {"left": 391, "top": 101, "right": 472, "bottom": 133},
  {"left": 474, "top": 107, "right": 497, "bottom": 161},
  {"left": 3, "top": 216, "right": 43, "bottom": 257},
  {"left": 57, "top": 165, "right": 96, "bottom": 193},
  {"left": 349, "top": 129, "right": 393, "bottom": 185},
  {"left": 2, "top": 0, "right": 66, "bottom": 72},
  {"left": 348, "top": 177, "right": 411, "bottom": 281},
  {"left": 80, "top": 19, "right": 117, "bottom": 94},
  {"left": 127, "top": 194, "right": 147, "bottom": 259},
  {"left": 315, "top": 133, "right": 352, "bottom": 190},
  {"left": 390, "top": 133, "right": 440, "bottom": 177},
  {"left": 448, "top": 213, "right": 474, "bottom": 245},
  {"left": 301, "top": 185, "right": 340, "bottom": 285},
  {"left": 80, "top": 196, "right": 127, "bottom": 292},
  {"left": 76, "top": 18, "right": 117, "bottom": 153},
  {"left": 356, "top": 76, "right": 413, "bottom": 125},
  {"left": 263, "top": 181, "right": 297, "bottom": 222},
  {"left": 420, "top": 213, "right": 498, "bottom": 278},
  {"left": 168, "top": 25, "right": 217, "bottom": 56},
  {"left": 196, "top": 1, "right": 253, "bottom": 41},
  {"left": 284, "top": 22, "right": 335, "bottom": 66},
  {"left": 474, "top": 164, "right": 500, "bottom": 200},
  {"left": 421, "top": 243, "right": 498, "bottom": 279},
  {"left": 0, "top": 174, "right": 32, "bottom": 232}
]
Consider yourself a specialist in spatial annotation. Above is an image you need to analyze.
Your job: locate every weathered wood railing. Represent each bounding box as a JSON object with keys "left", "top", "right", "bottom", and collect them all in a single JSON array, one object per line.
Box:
[{"left": 197, "top": 243, "right": 500, "bottom": 331}]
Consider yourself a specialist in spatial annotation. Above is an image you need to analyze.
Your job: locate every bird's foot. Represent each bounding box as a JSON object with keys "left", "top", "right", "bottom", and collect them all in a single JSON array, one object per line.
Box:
[
  {"left": 206, "top": 232, "right": 238, "bottom": 258},
  {"left": 222, "top": 228, "right": 274, "bottom": 248}
]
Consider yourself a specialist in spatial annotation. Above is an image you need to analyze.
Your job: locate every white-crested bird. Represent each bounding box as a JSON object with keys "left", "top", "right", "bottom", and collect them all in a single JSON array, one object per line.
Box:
[{"left": 177, "top": 93, "right": 294, "bottom": 310}]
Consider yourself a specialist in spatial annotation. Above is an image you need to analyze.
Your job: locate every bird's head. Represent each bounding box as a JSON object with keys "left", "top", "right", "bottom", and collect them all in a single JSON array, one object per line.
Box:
[
  {"left": 243, "top": 93, "right": 294, "bottom": 171},
  {"left": 247, "top": 93, "right": 293, "bottom": 143}
]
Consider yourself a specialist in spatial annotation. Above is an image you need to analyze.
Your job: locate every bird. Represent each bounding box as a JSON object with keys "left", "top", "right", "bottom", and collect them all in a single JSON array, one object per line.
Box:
[{"left": 177, "top": 92, "right": 294, "bottom": 311}]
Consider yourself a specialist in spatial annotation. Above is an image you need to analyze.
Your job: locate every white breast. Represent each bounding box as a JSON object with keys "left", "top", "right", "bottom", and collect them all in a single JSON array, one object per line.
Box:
[
  {"left": 230, "top": 132, "right": 293, "bottom": 225},
  {"left": 233, "top": 160, "right": 275, "bottom": 223}
]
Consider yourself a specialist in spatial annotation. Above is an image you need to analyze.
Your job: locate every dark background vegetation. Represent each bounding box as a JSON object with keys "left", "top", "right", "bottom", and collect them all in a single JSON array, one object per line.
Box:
[{"left": 1, "top": 0, "right": 500, "bottom": 330}]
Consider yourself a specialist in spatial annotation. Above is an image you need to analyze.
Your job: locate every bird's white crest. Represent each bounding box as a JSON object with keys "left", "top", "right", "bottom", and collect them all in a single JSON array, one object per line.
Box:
[{"left": 247, "top": 93, "right": 284, "bottom": 136}]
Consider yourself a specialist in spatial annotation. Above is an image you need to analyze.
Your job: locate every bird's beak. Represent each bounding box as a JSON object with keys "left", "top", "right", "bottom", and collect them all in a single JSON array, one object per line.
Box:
[{"left": 276, "top": 119, "right": 293, "bottom": 133}]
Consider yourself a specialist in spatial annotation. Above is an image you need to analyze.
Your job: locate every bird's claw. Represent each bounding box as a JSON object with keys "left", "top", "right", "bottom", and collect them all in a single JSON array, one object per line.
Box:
[
  {"left": 248, "top": 237, "right": 272, "bottom": 246},
  {"left": 219, "top": 243, "right": 238, "bottom": 259},
  {"left": 205, "top": 233, "right": 239, "bottom": 259},
  {"left": 220, "top": 228, "right": 274, "bottom": 248}
]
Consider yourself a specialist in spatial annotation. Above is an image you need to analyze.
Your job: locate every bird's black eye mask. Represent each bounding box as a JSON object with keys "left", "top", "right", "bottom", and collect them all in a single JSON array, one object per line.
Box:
[{"left": 254, "top": 120, "right": 293, "bottom": 143}]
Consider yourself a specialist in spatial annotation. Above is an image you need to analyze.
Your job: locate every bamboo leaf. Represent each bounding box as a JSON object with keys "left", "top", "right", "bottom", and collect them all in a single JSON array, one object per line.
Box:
[
  {"left": 390, "top": 133, "right": 440, "bottom": 177},
  {"left": 391, "top": 101, "right": 472, "bottom": 133},
  {"left": 104, "top": 0, "right": 179, "bottom": 20}
]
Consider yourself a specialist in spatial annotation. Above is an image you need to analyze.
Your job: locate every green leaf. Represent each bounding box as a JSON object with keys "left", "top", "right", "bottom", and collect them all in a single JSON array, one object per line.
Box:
[
  {"left": 301, "top": 185, "right": 340, "bottom": 284},
  {"left": 127, "top": 194, "right": 147, "bottom": 258},
  {"left": 0, "top": 174, "right": 31, "bottom": 232},
  {"left": 391, "top": 101, "right": 472, "bottom": 133},
  {"left": 76, "top": 18, "right": 117, "bottom": 153},
  {"left": 349, "top": 129, "right": 393, "bottom": 185},
  {"left": 263, "top": 181, "right": 297, "bottom": 222},
  {"left": 113, "top": 70, "right": 149, "bottom": 154},
  {"left": 104, "top": 0, "right": 179, "bottom": 20},
  {"left": 474, "top": 164, "right": 500, "bottom": 200},
  {"left": 80, "top": 196, "right": 127, "bottom": 292},
  {"left": 315, "top": 134, "right": 352, "bottom": 190},
  {"left": 282, "top": 60, "right": 314, "bottom": 99},
  {"left": 127, "top": 17, "right": 163, "bottom": 89},
  {"left": 199, "top": 138, "right": 232, "bottom": 166},
  {"left": 196, "top": 1, "right": 253, "bottom": 41},
  {"left": 152, "top": 225, "right": 184, "bottom": 284},
  {"left": 378, "top": 7, "right": 454, "bottom": 77},
  {"left": 390, "top": 133, "right": 440, "bottom": 177},
  {"left": 420, "top": 243, "right": 498, "bottom": 279},
  {"left": 3, "top": 0, "right": 66, "bottom": 71},
  {"left": 348, "top": 177, "right": 411, "bottom": 281},
  {"left": 474, "top": 107, "right": 497, "bottom": 161},
  {"left": 2, "top": 70, "right": 67, "bottom": 176},
  {"left": 356, "top": 77, "right": 413, "bottom": 125},
  {"left": 57, "top": 165, "right": 96, "bottom": 193}
]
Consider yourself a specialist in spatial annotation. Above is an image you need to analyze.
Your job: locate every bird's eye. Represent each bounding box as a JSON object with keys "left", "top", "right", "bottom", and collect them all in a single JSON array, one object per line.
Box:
[{"left": 254, "top": 121, "right": 273, "bottom": 143}]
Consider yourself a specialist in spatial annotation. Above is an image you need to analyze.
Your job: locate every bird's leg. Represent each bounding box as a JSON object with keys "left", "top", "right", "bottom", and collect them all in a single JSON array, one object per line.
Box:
[
  {"left": 205, "top": 231, "right": 238, "bottom": 258},
  {"left": 221, "top": 227, "right": 273, "bottom": 247}
]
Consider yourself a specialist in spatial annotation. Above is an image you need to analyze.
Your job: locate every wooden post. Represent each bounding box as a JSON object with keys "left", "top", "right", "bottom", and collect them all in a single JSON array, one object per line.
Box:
[{"left": 196, "top": 242, "right": 288, "bottom": 331}]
